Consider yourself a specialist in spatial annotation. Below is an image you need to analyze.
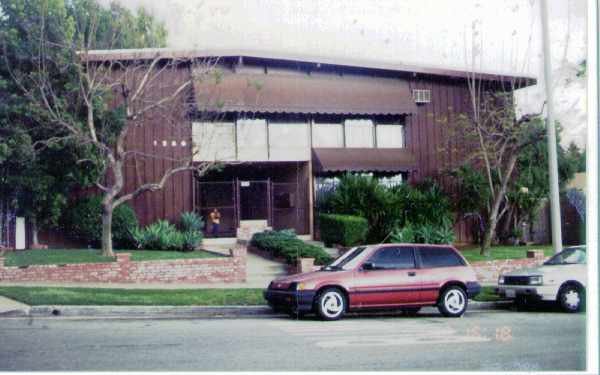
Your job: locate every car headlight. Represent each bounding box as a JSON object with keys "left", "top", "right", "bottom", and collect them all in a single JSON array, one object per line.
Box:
[
  {"left": 296, "top": 282, "right": 306, "bottom": 291},
  {"left": 498, "top": 275, "right": 505, "bottom": 285},
  {"left": 529, "top": 276, "right": 543, "bottom": 285}
]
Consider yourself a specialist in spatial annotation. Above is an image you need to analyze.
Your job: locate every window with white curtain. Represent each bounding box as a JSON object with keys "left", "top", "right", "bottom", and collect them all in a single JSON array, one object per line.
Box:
[
  {"left": 344, "top": 119, "right": 374, "bottom": 148},
  {"left": 269, "top": 122, "right": 310, "bottom": 161},
  {"left": 312, "top": 123, "right": 344, "bottom": 147},
  {"left": 376, "top": 124, "right": 405, "bottom": 148},
  {"left": 237, "top": 118, "right": 268, "bottom": 161},
  {"left": 192, "top": 122, "right": 236, "bottom": 161}
]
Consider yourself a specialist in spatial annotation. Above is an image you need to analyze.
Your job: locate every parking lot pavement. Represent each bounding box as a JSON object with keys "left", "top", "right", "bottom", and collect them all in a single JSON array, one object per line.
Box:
[{"left": 0, "top": 307, "right": 586, "bottom": 371}]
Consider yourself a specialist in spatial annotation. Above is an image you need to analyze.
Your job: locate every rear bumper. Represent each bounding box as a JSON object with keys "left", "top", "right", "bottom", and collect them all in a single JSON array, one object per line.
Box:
[
  {"left": 466, "top": 281, "right": 482, "bottom": 299},
  {"left": 263, "top": 289, "right": 317, "bottom": 312}
]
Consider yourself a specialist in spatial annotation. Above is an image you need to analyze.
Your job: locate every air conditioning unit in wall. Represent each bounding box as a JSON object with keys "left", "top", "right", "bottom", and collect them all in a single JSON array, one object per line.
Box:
[{"left": 412, "top": 89, "right": 431, "bottom": 104}]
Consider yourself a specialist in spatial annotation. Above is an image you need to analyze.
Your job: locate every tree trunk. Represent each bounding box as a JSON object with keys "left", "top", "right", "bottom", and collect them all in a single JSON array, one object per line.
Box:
[
  {"left": 101, "top": 201, "right": 115, "bottom": 257},
  {"left": 479, "top": 153, "right": 519, "bottom": 256},
  {"left": 31, "top": 216, "right": 39, "bottom": 246}
]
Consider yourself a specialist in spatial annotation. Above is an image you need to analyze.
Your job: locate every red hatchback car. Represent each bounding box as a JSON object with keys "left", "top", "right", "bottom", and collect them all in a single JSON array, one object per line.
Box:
[{"left": 264, "top": 244, "right": 481, "bottom": 320}]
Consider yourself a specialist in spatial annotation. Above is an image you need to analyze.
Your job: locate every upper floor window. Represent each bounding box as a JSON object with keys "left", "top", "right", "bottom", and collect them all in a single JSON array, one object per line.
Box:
[
  {"left": 376, "top": 123, "right": 405, "bottom": 148},
  {"left": 344, "top": 119, "right": 374, "bottom": 148}
]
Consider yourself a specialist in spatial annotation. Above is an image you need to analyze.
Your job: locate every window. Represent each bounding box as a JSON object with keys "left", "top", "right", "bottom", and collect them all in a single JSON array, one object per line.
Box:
[
  {"left": 418, "top": 247, "right": 465, "bottom": 268},
  {"left": 344, "top": 119, "right": 374, "bottom": 148},
  {"left": 312, "top": 123, "right": 344, "bottom": 147},
  {"left": 412, "top": 89, "right": 431, "bottom": 103},
  {"left": 376, "top": 124, "right": 404, "bottom": 148},
  {"left": 367, "top": 247, "right": 415, "bottom": 270},
  {"left": 326, "top": 246, "right": 368, "bottom": 270},
  {"left": 192, "top": 122, "right": 236, "bottom": 161},
  {"left": 237, "top": 118, "right": 268, "bottom": 161},
  {"left": 268, "top": 122, "right": 310, "bottom": 161}
]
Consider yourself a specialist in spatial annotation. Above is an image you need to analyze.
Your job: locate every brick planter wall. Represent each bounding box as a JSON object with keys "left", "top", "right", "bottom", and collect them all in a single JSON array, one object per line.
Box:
[
  {"left": 0, "top": 247, "right": 246, "bottom": 284},
  {"left": 471, "top": 257, "right": 547, "bottom": 284}
]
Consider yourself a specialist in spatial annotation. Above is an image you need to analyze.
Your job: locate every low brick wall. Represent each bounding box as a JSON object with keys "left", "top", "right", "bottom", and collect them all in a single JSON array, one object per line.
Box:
[
  {"left": 0, "top": 247, "right": 246, "bottom": 284},
  {"left": 471, "top": 257, "right": 546, "bottom": 284}
]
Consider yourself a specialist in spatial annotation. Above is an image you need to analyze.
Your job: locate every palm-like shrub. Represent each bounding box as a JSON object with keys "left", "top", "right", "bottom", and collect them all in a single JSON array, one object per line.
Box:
[
  {"left": 319, "top": 174, "right": 454, "bottom": 243},
  {"left": 180, "top": 211, "right": 204, "bottom": 232}
]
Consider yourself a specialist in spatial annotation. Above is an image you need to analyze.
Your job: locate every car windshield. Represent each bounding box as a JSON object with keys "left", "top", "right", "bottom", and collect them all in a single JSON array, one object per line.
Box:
[
  {"left": 544, "top": 247, "right": 587, "bottom": 265},
  {"left": 323, "top": 246, "right": 368, "bottom": 271}
]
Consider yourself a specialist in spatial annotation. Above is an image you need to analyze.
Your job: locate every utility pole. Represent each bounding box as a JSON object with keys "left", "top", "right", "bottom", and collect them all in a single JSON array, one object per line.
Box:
[{"left": 540, "top": 0, "right": 563, "bottom": 254}]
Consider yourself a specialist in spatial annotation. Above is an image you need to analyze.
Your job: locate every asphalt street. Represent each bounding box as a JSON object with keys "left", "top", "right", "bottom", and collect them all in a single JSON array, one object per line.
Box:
[{"left": 0, "top": 307, "right": 586, "bottom": 371}]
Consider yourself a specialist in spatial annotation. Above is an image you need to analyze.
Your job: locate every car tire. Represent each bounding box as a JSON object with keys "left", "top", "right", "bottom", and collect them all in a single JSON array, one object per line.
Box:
[
  {"left": 558, "top": 284, "right": 585, "bottom": 313},
  {"left": 438, "top": 286, "right": 468, "bottom": 317},
  {"left": 315, "top": 287, "right": 346, "bottom": 321},
  {"left": 400, "top": 307, "right": 421, "bottom": 316}
]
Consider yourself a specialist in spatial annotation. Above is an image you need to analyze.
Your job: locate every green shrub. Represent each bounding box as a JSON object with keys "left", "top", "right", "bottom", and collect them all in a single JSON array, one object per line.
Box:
[
  {"left": 132, "top": 220, "right": 184, "bottom": 251},
  {"left": 433, "top": 225, "right": 455, "bottom": 244},
  {"left": 251, "top": 230, "right": 333, "bottom": 265},
  {"left": 182, "top": 230, "right": 203, "bottom": 252},
  {"left": 390, "top": 223, "right": 454, "bottom": 245},
  {"left": 318, "top": 214, "right": 368, "bottom": 247},
  {"left": 179, "top": 212, "right": 204, "bottom": 251},
  {"left": 62, "top": 195, "right": 138, "bottom": 248},
  {"left": 319, "top": 174, "right": 454, "bottom": 243},
  {"left": 180, "top": 211, "right": 204, "bottom": 232},
  {"left": 390, "top": 223, "right": 417, "bottom": 243}
]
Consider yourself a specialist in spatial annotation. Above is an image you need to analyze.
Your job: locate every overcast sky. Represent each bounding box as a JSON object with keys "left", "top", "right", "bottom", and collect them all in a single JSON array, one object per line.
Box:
[{"left": 102, "top": 0, "right": 587, "bottom": 148}]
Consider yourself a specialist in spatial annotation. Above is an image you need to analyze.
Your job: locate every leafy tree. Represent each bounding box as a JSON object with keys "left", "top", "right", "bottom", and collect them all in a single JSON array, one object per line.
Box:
[
  {"left": 449, "top": 120, "right": 580, "bottom": 246},
  {"left": 0, "top": 0, "right": 167, "bottom": 248}
]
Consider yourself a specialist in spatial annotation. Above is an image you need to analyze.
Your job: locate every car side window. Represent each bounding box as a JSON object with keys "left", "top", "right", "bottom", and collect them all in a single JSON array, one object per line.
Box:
[
  {"left": 366, "top": 247, "right": 415, "bottom": 270},
  {"left": 418, "top": 247, "right": 465, "bottom": 268}
]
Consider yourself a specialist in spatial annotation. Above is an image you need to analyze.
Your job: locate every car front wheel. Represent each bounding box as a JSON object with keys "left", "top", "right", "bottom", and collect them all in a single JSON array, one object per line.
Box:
[
  {"left": 316, "top": 288, "right": 346, "bottom": 321},
  {"left": 438, "top": 286, "right": 468, "bottom": 317},
  {"left": 558, "top": 285, "right": 585, "bottom": 313}
]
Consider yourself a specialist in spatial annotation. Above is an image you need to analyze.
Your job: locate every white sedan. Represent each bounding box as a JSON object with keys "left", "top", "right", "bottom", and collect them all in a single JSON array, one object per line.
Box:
[{"left": 496, "top": 246, "right": 586, "bottom": 312}]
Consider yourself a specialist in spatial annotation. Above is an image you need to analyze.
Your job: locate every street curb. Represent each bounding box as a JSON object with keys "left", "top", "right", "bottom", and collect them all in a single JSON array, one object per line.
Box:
[
  {"left": 0, "top": 300, "right": 514, "bottom": 319},
  {"left": 28, "top": 305, "right": 283, "bottom": 318}
]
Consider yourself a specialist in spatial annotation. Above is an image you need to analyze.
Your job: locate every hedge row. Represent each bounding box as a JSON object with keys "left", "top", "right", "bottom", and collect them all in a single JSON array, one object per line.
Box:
[
  {"left": 318, "top": 213, "right": 368, "bottom": 247},
  {"left": 250, "top": 230, "right": 333, "bottom": 265}
]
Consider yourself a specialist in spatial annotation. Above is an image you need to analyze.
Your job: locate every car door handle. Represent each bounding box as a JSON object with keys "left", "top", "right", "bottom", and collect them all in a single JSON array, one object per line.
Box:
[{"left": 408, "top": 272, "right": 417, "bottom": 277}]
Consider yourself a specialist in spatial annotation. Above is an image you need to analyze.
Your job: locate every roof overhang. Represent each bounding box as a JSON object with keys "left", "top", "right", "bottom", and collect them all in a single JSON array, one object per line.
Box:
[
  {"left": 82, "top": 48, "right": 537, "bottom": 87},
  {"left": 312, "top": 148, "right": 417, "bottom": 174}
]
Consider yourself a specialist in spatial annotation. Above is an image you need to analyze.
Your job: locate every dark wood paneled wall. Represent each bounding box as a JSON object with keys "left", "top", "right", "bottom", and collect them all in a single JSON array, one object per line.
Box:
[
  {"left": 407, "top": 76, "right": 475, "bottom": 243},
  {"left": 120, "top": 64, "right": 194, "bottom": 227}
]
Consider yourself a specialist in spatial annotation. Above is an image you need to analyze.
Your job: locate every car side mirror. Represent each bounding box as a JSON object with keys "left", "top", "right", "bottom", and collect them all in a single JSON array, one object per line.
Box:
[{"left": 361, "top": 262, "right": 375, "bottom": 271}]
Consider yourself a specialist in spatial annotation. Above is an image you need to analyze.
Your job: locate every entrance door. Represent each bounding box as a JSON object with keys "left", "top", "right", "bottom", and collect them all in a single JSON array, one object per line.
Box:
[
  {"left": 197, "top": 181, "right": 237, "bottom": 237},
  {"left": 238, "top": 180, "right": 270, "bottom": 221}
]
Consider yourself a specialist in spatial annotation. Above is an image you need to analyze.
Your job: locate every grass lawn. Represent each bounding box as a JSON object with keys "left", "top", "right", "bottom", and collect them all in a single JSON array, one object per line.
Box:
[
  {"left": 459, "top": 245, "right": 554, "bottom": 263},
  {"left": 0, "top": 285, "right": 502, "bottom": 306},
  {"left": 3, "top": 249, "right": 222, "bottom": 267},
  {"left": 0, "top": 286, "right": 264, "bottom": 306}
]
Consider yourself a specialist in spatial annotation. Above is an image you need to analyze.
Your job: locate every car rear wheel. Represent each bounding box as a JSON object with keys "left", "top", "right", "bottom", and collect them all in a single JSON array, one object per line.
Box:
[
  {"left": 316, "top": 288, "right": 346, "bottom": 321},
  {"left": 558, "top": 285, "right": 585, "bottom": 313},
  {"left": 438, "top": 286, "right": 468, "bottom": 317}
]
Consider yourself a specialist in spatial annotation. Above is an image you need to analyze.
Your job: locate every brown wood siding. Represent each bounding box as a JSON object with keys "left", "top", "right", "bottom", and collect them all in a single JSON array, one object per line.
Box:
[
  {"left": 406, "top": 76, "right": 475, "bottom": 243},
  {"left": 117, "top": 64, "right": 194, "bottom": 227}
]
